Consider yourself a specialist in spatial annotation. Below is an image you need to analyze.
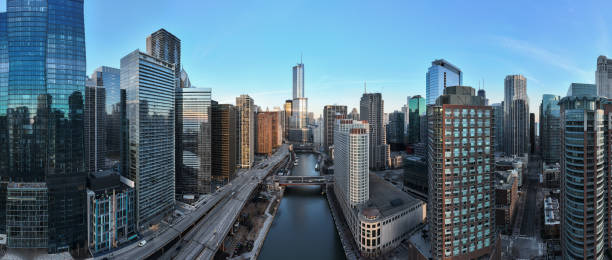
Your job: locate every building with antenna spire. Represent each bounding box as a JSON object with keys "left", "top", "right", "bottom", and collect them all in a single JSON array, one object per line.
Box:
[{"left": 289, "top": 59, "right": 311, "bottom": 143}]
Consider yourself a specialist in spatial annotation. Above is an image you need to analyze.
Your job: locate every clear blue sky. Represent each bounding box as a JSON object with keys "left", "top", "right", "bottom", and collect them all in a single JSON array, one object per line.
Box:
[{"left": 2, "top": 1, "right": 610, "bottom": 118}]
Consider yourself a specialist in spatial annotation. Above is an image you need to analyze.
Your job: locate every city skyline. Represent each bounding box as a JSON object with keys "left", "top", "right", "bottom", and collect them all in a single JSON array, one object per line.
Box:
[{"left": 0, "top": 1, "right": 607, "bottom": 117}]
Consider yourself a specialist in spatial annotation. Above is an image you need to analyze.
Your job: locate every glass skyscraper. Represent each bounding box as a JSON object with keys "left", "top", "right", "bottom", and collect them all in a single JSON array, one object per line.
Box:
[
  {"left": 539, "top": 94, "right": 560, "bottom": 163},
  {"left": 425, "top": 59, "right": 463, "bottom": 105},
  {"left": 503, "top": 75, "right": 529, "bottom": 156},
  {"left": 147, "top": 29, "right": 181, "bottom": 88},
  {"left": 408, "top": 95, "right": 426, "bottom": 144},
  {"left": 0, "top": 0, "right": 87, "bottom": 253},
  {"left": 120, "top": 50, "right": 176, "bottom": 230},
  {"left": 90, "top": 66, "right": 121, "bottom": 161},
  {"left": 176, "top": 87, "right": 212, "bottom": 197}
]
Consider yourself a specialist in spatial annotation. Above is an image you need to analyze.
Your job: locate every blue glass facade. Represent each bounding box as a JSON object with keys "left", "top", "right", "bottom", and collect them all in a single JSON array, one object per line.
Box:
[
  {"left": 1, "top": 0, "right": 86, "bottom": 253},
  {"left": 426, "top": 59, "right": 462, "bottom": 105},
  {"left": 91, "top": 66, "right": 121, "bottom": 160},
  {"left": 121, "top": 50, "right": 175, "bottom": 230},
  {"left": 408, "top": 95, "right": 425, "bottom": 144}
]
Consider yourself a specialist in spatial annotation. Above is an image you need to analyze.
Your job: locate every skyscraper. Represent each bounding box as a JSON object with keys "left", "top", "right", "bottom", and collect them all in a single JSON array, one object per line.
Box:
[
  {"left": 0, "top": 0, "right": 87, "bottom": 252},
  {"left": 348, "top": 107, "right": 359, "bottom": 120},
  {"left": 596, "top": 55, "right": 612, "bottom": 98},
  {"left": 491, "top": 103, "right": 504, "bottom": 153},
  {"left": 211, "top": 102, "right": 237, "bottom": 185},
  {"left": 289, "top": 62, "right": 310, "bottom": 143},
  {"left": 360, "top": 93, "right": 389, "bottom": 170},
  {"left": 323, "top": 105, "right": 347, "bottom": 153},
  {"left": 146, "top": 29, "right": 181, "bottom": 88},
  {"left": 283, "top": 100, "right": 292, "bottom": 140},
  {"left": 121, "top": 50, "right": 176, "bottom": 230},
  {"left": 84, "top": 81, "right": 106, "bottom": 173},
  {"left": 236, "top": 95, "right": 255, "bottom": 168},
  {"left": 293, "top": 62, "right": 304, "bottom": 99},
  {"left": 568, "top": 82, "right": 597, "bottom": 97},
  {"left": 530, "top": 113, "right": 536, "bottom": 153},
  {"left": 408, "top": 95, "right": 426, "bottom": 144},
  {"left": 559, "top": 94, "right": 611, "bottom": 259},
  {"left": 90, "top": 67, "right": 121, "bottom": 160},
  {"left": 256, "top": 112, "right": 280, "bottom": 155},
  {"left": 176, "top": 87, "right": 212, "bottom": 197},
  {"left": 387, "top": 111, "right": 405, "bottom": 151},
  {"left": 426, "top": 59, "right": 463, "bottom": 105},
  {"left": 427, "top": 86, "right": 495, "bottom": 259},
  {"left": 334, "top": 119, "right": 369, "bottom": 207},
  {"left": 539, "top": 95, "right": 560, "bottom": 163},
  {"left": 503, "top": 75, "right": 529, "bottom": 156}
]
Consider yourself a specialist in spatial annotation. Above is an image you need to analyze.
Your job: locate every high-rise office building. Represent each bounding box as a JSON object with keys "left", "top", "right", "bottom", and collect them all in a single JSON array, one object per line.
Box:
[
  {"left": 348, "top": 107, "right": 359, "bottom": 120},
  {"left": 0, "top": 0, "right": 87, "bottom": 252},
  {"left": 360, "top": 93, "right": 389, "bottom": 170},
  {"left": 236, "top": 95, "right": 255, "bottom": 168},
  {"left": 211, "top": 102, "right": 237, "bottom": 185},
  {"left": 568, "top": 82, "right": 597, "bottom": 97},
  {"left": 503, "top": 75, "right": 529, "bottom": 156},
  {"left": 408, "top": 95, "right": 426, "bottom": 144},
  {"left": 283, "top": 100, "right": 292, "bottom": 140},
  {"left": 121, "top": 50, "right": 176, "bottom": 230},
  {"left": 596, "top": 55, "right": 612, "bottom": 98},
  {"left": 90, "top": 67, "right": 121, "bottom": 160},
  {"left": 530, "top": 113, "right": 536, "bottom": 153},
  {"left": 387, "top": 111, "right": 405, "bottom": 151},
  {"left": 426, "top": 59, "right": 463, "bottom": 105},
  {"left": 176, "top": 87, "right": 212, "bottom": 197},
  {"left": 492, "top": 103, "right": 504, "bottom": 153},
  {"left": 427, "top": 86, "right": 496, "bottom": 259},
  {"left": 540, "top": 95, "right": 560, "bottom": 163},
  {"left": 323, "top": 105, "right": 347, "bottom": 153},
  {"left": 85, "top": 82, "right": 106, "bottom": 173},
  {"left": 478, "top": 88, "right": 489, "bottom": 105},
  {"left": 146, "top": 29, "right": 181, "bottom": 88},
  {"left": 559, "top": 94, "right": 611, "bottom": 259}
]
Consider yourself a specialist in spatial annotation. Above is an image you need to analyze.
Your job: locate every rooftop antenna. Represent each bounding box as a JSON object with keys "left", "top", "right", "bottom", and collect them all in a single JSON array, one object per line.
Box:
[
  {"left": 300, "top": 52, "right": 303, "bottom": 64},
  {"left": 364, "top": 81, "right": 367, "bottom": 93}
]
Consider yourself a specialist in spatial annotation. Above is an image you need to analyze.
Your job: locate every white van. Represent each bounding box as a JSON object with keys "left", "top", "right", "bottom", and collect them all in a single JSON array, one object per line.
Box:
[{"left": 138, "top": 240, "right": 147, "bottom": 247}]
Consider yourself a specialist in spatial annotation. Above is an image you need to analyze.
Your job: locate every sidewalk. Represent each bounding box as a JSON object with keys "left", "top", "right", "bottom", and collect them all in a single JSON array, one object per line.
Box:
[{"left": 325, "top": 186, "right": 360, "bottom": 260}]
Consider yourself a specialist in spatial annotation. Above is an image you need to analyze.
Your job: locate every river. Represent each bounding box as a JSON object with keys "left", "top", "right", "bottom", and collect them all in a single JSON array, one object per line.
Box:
[{"left": 258, "top": 153, "right": 345, "bottom": 260}]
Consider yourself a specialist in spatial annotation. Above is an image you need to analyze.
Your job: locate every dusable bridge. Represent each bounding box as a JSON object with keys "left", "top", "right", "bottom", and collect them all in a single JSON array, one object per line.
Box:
[{"left": 273, "top": 175, "right": 334, "bottom": 186}]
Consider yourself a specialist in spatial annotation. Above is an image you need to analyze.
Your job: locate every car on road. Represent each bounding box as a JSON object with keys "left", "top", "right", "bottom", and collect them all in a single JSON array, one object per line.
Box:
[{"left": 138, "top": 240, "right": 147, "bottom": 247}]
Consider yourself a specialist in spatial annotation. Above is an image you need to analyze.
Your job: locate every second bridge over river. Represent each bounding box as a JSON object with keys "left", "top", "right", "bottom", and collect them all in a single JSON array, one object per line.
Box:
[{"left": 273, "top": 175, "right": 334, "bottom": 186}]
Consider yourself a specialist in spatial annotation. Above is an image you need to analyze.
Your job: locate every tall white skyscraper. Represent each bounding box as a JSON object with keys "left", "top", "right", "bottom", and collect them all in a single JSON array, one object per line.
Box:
[
  {"left": 334, "top": 119, "right": 369, "bottom": 207},
  {"left": 596, "top": 55, "right": 612, "bottom": 98}
]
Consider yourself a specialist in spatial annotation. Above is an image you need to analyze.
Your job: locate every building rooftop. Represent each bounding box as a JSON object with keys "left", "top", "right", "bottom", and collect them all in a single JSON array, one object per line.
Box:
[
  {"left": 88, "top": 170, "right": 133, "bottom": 192},
  {"left": 359, "top": 173, "right": 423, "bottom": 219},
  {"left": 495, "top": 170, "right": 517, "bottom": 190},
  {"left": 544, "top": 197, "right": 560, "bottom": 225}
]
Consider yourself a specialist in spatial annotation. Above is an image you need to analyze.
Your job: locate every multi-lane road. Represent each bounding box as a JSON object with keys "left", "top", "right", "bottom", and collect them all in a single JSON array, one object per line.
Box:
[{"left": 100, "top": 145, "right": 289, "bottom": 260}]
